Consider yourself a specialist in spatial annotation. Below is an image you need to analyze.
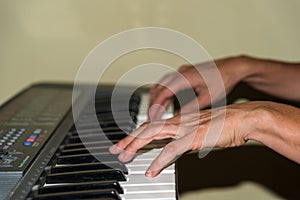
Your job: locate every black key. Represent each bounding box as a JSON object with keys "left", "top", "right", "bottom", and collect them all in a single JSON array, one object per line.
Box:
[
  {"left": 37, "top": 180, "right": 123, "bottom": 194},
  {"left": 30, "top": 189, "right": 121, "bottom": 200},
  {"left": 97, "top": 118, "right": 135, "bottom": 125},
  {"left": 67, "top": 133, "right": 127, "bottom": 143},
  {"left": 143, "top": 139, "right": 173, "bottom": 149},
  {"left": 46, "top": 169, "right": 126, "bottom": 183},
  {"left": 96, "top": 113, "right": 133, "bottom": 121},
  {"left": 62, "top": 140, "right": 119, "bottom": 150},
  {"left": 97, "top": 112, "right": 138, "bottom": 123},
  {"left": 95, "top": 104, "right": 137, "bottom": 114},
  {"left": 73, "top": 121, "right": 133, "bottom": 133},
  {"left": 75, "top": 131, "right": 128, "bottom": 137},
  {"left": 59, "top": 146, "right": 109, "bottom": 156},
  {"left": 56, "top": 152, "right": 119, "bottom": 164},
  {"left": 97, "top": 120, "right": 135, "bottom": 129},
  {"left": 71, "top": 127, "right": 126, "bottom": 136},
  {"left": 50, "top": 162, "right": 128, "bottom": 174}
]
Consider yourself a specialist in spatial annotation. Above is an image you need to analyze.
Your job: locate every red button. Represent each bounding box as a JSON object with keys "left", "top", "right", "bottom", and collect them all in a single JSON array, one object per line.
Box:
[{"left": 26, "top": 138, "right": 35, "bottom": 142}]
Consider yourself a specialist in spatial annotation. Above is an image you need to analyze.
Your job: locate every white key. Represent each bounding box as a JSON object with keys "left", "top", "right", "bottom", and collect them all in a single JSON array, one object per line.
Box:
[{"left": 121, "top": 92, "right": 176, "bottom": 199}]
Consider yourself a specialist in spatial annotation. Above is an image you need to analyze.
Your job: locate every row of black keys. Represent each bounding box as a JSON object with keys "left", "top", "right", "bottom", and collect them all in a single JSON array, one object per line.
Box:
[{"left": 26, "top": 93, "right": 142, "bottom": 200}]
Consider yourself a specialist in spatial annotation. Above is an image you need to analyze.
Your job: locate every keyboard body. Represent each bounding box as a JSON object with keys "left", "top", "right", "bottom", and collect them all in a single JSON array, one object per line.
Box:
[{"left": 0, "top": 83, "right": 177, "bottom": 200}]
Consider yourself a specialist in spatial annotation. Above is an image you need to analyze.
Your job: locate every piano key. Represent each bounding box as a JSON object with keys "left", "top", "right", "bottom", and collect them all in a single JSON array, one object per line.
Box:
[
  {"left": 59, "top": 146, "right": 110, "bottom": 156},
  {"left": 70, "top": 127, "right": 126, "bottom": 136},
  {"left": 56, "top": 152, "right": 119, "bottom": 164},
  {"left": 30, "top": 189, "right": 121, "bottom": 200},
  {"left": 120, "top": 192, "right": 176, "bottom": 200},
  {"left": 77, "top": 113, "right": 133, "bottom": 122},
  {"left": 142, "top": 139, "right": 173, "bottom": 149},
  {"left": 96, "top": 113, "right": 135, "bottom": 121},
  {"left": 120, "top": 174, "right": 175, "bottom": 198},
  {"left": 97, "top": 120, "right": 135, "bottom": 129},
  {"left": 95, "top": 105, "right": 132, "bottom": 114},
  {"left": 34, "top": 92, "right": 176, "bottom": 200},
  {"left": 95, "top": 96, "right": 139, "bottom": 105},
  {"left": 60, "top": 140, "right": 169, "bottom": 155},
  {"left": 61, "top": 138, "right": 168, "bottom": 152},
  {"left": 37, "top": 180, "right": 123, "bottom": 195},
  {"left": 121, "top": 183, "right": 175, "bottom": 193},
  {"left": 73, "top": 124, "right": 133, "bottom": 135},
  {"left": 61, "top": 140, "right": 119, "bottom": 150},
  {"left": 126, "top": 164, "right": 174, "bottom": 175},
  {"left": 50, "top": 162, "right": 128, "bottom": 174},
  {"left": 72, "top": 131, "right": 128, "bottom": 137},
  {"left": 67, "top": 132, "right": 127, "bottom": 143},
  {"left": 46, "top": 169, "right": 126, "bottom": 184}
]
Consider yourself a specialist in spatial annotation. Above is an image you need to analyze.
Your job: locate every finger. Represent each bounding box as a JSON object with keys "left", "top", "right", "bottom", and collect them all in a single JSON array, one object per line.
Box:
[
  {"left": 109, "top": 122, "right": 150, "bottom": 154},
  {"left": 149, "top": 71, "right": 196, "bottom": 119},
  {"left": 118, "top": 136, "right": 153, "bottom": 162},
  {"left": 149, "top": 75, "right": 186, "bottom": 112},
  {"left": 180, "top": 91, "right": 211, "bottom": 114},
  {"left": 178, "top": 64, "right": 192, "bottom": 72},
  {"left": 118, "top": 121, "right": 176, "bottom": 162},
  {"left": 150, "top": 69, "right": 192, "bottom": 106},
  {"left": 149, "top": 73, "right": 176, "bottom": 97},
  {"left": 148, "top": 99, "right": 170, "bottom": 120},
  {"left": 109, "top": 135, "right": 135, "bottom": 154},
  {"left": 145, "top": 134, "right": 193, "bottom": 177},
  {"left": 148, "top": 90, "right": 173, "bottom": 120}
]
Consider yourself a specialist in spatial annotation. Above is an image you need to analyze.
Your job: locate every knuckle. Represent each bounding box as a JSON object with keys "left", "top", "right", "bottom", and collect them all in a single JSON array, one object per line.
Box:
[
  {"left": 178, "top": 64, "right": 190, "bottom": 71},
  {"left": 125, "top": 143, "right": 138, "bottom": 153},
  {"left": 141, "top": 121, "right": 149, "bottom": 127}
]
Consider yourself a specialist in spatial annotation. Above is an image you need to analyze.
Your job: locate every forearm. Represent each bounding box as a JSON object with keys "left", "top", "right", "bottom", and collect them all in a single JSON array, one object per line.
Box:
[
  {"left": 236, "top": 56, "right": 300, "bottom": 101},
  {"left": 246, "top": 102, "right": 300, "bottom": 164}
]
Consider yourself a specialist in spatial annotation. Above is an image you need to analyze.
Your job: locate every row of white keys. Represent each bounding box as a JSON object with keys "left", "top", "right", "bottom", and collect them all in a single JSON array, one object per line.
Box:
[{"left": 120, "top": 93, "right": 176, "bottom": 200}]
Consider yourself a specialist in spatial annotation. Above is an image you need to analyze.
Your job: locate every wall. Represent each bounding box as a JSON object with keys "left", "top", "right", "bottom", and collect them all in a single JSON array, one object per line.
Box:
[{"left": 1, "top": 0, "right": 300, "bottom": 104}]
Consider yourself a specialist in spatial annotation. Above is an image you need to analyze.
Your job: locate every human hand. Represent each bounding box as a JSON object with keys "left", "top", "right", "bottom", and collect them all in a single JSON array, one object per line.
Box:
[
  {"left": 110, "top": 101, "right": 263, "bottom": 177},
  {"left": 148, "top": 56, "right": 251, "bottom": 120}
]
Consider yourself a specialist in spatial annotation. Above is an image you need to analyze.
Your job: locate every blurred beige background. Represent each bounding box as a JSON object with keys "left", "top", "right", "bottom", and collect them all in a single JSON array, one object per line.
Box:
[
  {"left": 0, "top": 0, "right": 299, "bottom": 199},
  {"left": 1, "top": 0, "right": 300, "bottom": 105}
]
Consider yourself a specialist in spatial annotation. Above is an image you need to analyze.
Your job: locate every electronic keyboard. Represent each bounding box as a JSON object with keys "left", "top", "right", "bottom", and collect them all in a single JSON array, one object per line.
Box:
[{"left": 0, "top": 83, "right": 177, "bottom": 200}]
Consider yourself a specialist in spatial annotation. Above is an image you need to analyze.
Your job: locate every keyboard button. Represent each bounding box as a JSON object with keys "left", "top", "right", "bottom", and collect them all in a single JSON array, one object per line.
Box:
[
  {"left": 26, "top": 138, "right": 35, "bottom": 142},
  {"left": 24, "top": 141, "right": 33, "bottom": 146}
]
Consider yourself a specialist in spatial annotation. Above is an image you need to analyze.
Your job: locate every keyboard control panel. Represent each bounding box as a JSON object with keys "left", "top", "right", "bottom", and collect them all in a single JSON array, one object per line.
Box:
[{"left": 0, "top": 86, "right": 72, "bottom": 172}]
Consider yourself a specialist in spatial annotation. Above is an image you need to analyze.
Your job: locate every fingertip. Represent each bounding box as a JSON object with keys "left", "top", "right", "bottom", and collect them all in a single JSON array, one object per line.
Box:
[
  {"left": 149, "top": 85, "right": 157, "bottom": 94},
  {"left": 145, "top": 168, "right": 160, "bottom": 178},
  {"left": 145, "top": 170, "right": 153, "bottom": 178},
  {"left": 109, "top": 144, "right": 123, "bottom": 154},
  {"left": 118, "top": 151, "right": 135, "bottom": 163}
]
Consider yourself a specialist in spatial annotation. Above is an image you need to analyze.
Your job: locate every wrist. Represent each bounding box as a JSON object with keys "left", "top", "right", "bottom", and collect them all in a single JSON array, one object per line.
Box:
[
  {"left": 219, "top": 55, "right": 260, "bottom": 87},
  {"left": 243, "top": 102, "right": 279, "bottom": 143},
  {"left": 234, "top": 55, "right": 262, "bottom": 83}
]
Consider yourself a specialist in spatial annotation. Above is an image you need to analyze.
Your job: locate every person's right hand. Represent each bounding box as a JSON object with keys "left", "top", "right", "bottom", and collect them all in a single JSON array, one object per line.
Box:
[{"left": 148, "top": 56, "right": 251, "bottom": 120}]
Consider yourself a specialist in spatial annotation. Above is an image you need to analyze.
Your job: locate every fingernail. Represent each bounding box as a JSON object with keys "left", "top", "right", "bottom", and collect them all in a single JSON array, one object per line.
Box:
[
  {"left": 119, "top": 151, "right": 131, "bottom": 162},
  {"left": 145, "top": 170, "right": 153, "bottom": 177},
  {"left": 109, "top": 145, "right": 120, "bottom": 154}
]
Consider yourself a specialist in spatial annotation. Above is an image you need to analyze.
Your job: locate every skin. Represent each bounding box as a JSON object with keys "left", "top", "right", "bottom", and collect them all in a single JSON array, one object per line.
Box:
[{"left": 109, "top": 55, "right": 300, "bottom": 178}]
